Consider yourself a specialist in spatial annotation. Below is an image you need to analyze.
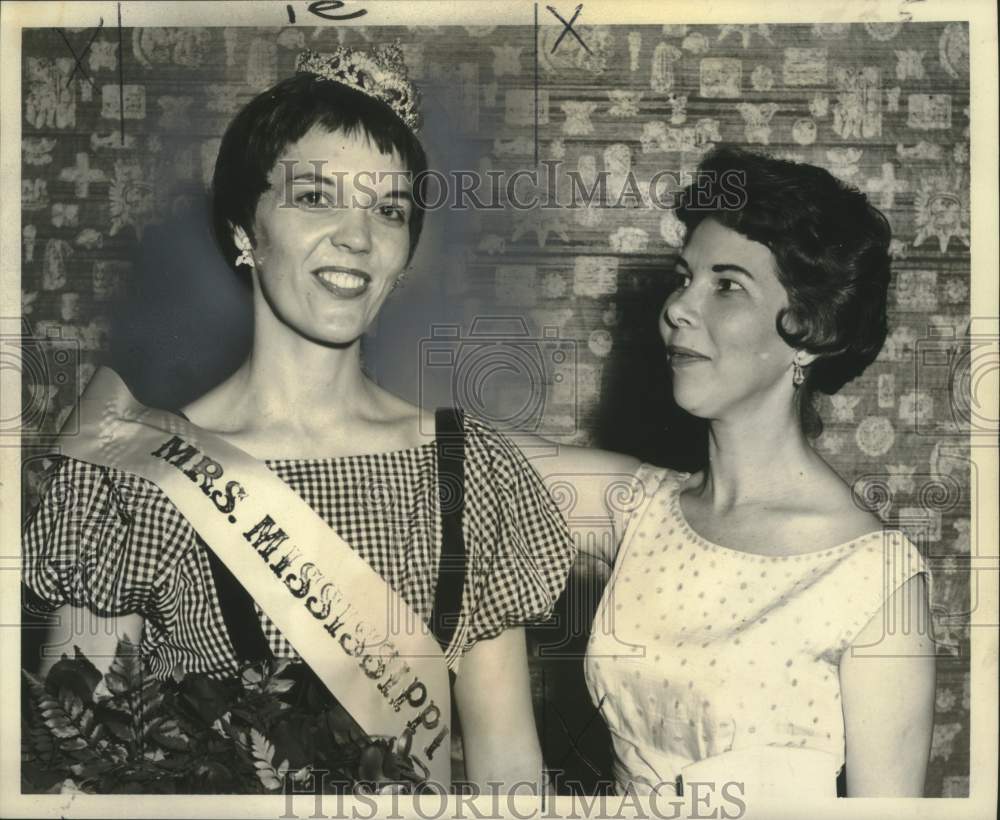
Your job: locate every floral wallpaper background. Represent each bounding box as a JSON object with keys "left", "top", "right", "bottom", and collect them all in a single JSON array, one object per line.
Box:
[{"left": 20, "top": 21, "right": 972, "bottom": 795}]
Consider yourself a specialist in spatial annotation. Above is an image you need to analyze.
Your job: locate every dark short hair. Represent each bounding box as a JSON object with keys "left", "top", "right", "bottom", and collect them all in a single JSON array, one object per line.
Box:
[
  {"left": 211, "top": 72, "right": 428, "bottom": 272},
  {"left": 676, "top": 145, "right": 893, "bottom": 401}
]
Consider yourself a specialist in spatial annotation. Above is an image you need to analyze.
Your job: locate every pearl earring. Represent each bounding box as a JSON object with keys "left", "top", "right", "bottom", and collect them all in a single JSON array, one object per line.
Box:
[{"left": 234, "top": 236, "right": 254, "bottom": 269}]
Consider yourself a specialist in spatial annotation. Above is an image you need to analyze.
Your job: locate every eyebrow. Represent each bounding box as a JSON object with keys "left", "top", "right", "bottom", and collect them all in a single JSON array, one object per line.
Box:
[
  {"left": 291, "top": 172, "right": 339, "bottom": 185},
  {"left": 382, "top": 189, "right": 414, "bottom": 203},
  {"left": 675, "top": 257, "right": 755, "bottom": 279},
  {"left": 290, "top": 173, "right": 413, "bottom": 199}
]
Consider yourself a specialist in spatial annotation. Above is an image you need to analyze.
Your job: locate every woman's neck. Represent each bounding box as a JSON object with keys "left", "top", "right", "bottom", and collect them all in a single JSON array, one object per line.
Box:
[
  {"left": 207, "top": 317, "right": 379, "bottom": 436},
  {"left": 697, "top": 394, "right": 820, "bottom": 511},
  {"left": 248, "top": 338, "right": 371, "bottom": 417}
]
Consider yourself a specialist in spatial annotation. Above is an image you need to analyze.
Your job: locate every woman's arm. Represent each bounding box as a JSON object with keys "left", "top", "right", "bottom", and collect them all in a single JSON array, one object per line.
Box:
[
  {"left": 37, "top": 605, "right": 144, "bottom": 678},
  {"left": 839, "top": 573, "right": 935, "bottom": 796},
  {"left": 505, "top": 434, "right": 641, "bottom": 567},
  {"left": 452, "top": 626, "right": 545, "bottom": 793}
]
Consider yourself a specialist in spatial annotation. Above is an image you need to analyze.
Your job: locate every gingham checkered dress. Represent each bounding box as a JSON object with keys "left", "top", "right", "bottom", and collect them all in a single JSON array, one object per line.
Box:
[{"left": 22, "top": 415, "right": 574, "bottom": 678}]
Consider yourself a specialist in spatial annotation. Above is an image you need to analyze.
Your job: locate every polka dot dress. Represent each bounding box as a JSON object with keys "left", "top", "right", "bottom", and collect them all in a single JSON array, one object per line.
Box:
[{"left": 584, "top": 464, "right": 930, "bottom": 793}]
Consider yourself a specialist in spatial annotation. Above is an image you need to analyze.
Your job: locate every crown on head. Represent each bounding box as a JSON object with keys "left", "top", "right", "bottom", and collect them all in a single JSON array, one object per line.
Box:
[{"left": 295, "top": 45, "right": 421, "bottom": 133}]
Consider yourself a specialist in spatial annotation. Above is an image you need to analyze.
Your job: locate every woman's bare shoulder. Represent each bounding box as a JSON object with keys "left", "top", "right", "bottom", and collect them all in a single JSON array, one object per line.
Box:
[
  {"left": 179, "top": 377, "right": 247, "bottom": 431},
  {"left": 504, "top": 435, "right": 640, "bottom": 482},
  {"left": 784, "top": 464, "right": 886, "bottom": 547},
  {"left": 366, "top": 386, "right": 437, "bottom": 444}
]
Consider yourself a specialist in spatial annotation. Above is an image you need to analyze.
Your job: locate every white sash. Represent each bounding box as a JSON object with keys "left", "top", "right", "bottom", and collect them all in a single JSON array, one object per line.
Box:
[{"left": 55, "top": 367, "right": 452, "bottom": 788}]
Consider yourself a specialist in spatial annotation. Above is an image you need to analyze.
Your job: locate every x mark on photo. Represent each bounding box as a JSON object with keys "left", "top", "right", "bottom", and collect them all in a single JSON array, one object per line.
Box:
[
  {"left": 57, "top": 18, "right": 104, "bottom": 88},
  {"left": 546, "top": 4, "right": 591, "bottom": 54}
]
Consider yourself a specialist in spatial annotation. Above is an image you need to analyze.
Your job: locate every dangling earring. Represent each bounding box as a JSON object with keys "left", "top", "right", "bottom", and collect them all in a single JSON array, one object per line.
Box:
[
  {"left": 234, "top": 234, "right": 254, "bottom": 270},
  {"left": 792, "top": 358, "right": 805, "bottom": 388}
]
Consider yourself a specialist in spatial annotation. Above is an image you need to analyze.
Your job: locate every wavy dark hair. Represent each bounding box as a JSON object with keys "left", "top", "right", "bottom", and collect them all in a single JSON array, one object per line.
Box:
[
  {"left": 211, "top": 72, "right": 428, "bottom": 273},
  {"left": 675, "top": 145, "right": 893, "bottom": 434}
]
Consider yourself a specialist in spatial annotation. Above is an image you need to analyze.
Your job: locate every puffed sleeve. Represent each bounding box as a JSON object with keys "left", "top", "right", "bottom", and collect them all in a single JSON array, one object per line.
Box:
[
  {"left": 453, "top": 416, "right": 577, "bottom": 658},
  {"left": 22, "top": 456, "right": 182, "bottom": 618}
]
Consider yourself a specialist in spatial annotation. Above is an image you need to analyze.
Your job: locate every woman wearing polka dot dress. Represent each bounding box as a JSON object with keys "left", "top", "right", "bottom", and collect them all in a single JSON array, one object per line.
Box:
[{"left": 584, "top": 147, "right": 935, "bottom": 800}]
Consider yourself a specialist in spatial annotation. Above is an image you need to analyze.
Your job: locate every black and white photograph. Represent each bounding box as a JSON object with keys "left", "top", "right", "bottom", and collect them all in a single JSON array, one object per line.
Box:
[{"left": 1, "top": 1, "right": 996, "bottom": 818}]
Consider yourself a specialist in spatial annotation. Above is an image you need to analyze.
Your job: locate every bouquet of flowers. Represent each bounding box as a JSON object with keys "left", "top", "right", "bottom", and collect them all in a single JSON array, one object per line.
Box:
[{"left": 22, "top": 637, "right": 426, "bottom": 794}]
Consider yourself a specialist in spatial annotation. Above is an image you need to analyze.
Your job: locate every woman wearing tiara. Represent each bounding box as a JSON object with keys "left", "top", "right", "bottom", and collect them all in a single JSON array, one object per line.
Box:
[
  {"left": 584, "top": 147, "right": 935, "bottom": 798},
  {"left": 22, "top": 45, "right": 581, "bottom": 792}
]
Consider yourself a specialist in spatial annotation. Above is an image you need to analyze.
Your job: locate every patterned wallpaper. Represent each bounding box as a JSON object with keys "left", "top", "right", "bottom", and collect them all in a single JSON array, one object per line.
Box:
[{"left": 20, "top": 22, "right": 971, "bottom": 795}]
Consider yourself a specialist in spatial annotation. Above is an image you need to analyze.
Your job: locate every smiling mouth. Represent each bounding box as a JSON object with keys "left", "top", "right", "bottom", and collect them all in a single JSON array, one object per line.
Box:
[
  {"left": 667, "top": 345, "right": 710, "bottom": 365},
  {"left": 313, "top": 267, "right": 371, "bottom": 298}
]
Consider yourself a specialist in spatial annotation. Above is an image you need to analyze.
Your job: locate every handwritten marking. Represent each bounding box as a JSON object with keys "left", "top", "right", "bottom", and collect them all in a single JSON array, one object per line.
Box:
[
  {"left": 117, "top": 3, "right": 124, "bottom": 146},
  {"left": 534, "top": 2, "right": 539, "bottom": 167},
  {"left": 58, "top": 20, "right": 104, "bottom": 88},
  {"left": 541, "top": 665, "right": 547, "bottom": 809},
  {"left": 553, "top": 693, "right": 607, "bottom": 774},
  {"left": 307, "top": 0, "right": 368, "bottom": 21},
  {"left": 546, "top": 4, "right": 590, "bottom": 55}
]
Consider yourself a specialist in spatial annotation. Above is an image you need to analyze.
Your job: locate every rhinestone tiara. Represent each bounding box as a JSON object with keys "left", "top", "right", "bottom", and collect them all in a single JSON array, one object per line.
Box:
[{"left": 295, "top": 45, "right": 421, "bottom": 133}]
